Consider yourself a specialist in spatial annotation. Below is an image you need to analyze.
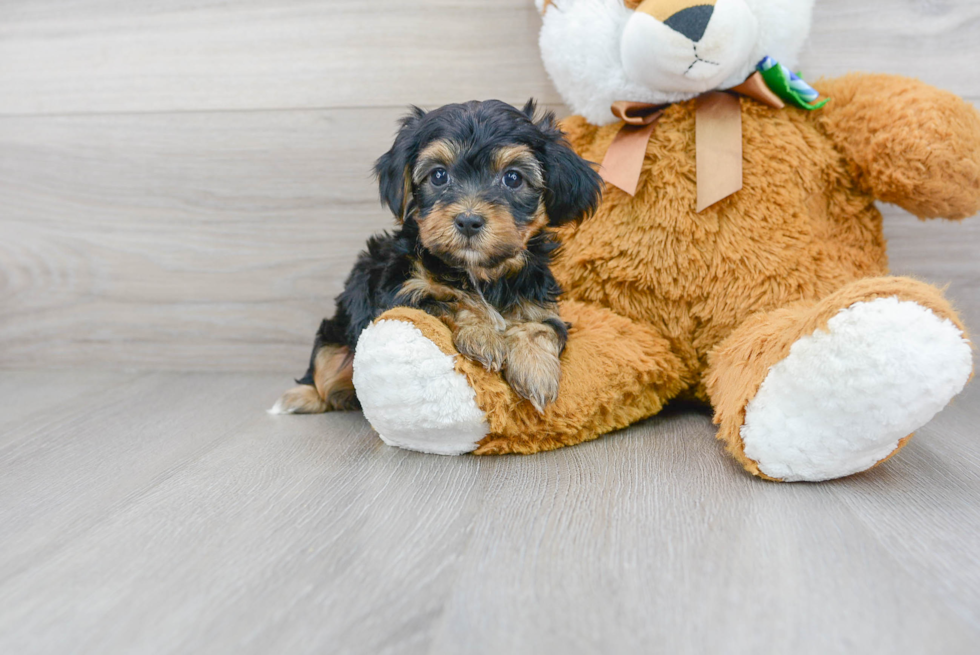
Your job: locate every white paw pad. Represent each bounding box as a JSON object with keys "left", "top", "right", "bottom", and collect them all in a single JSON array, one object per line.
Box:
[
  {"left": 742, "top": 297, "right": 973, "bottom": 482},
  {"left": 352, "top": 320, "right": 488, "bottom": 455}
]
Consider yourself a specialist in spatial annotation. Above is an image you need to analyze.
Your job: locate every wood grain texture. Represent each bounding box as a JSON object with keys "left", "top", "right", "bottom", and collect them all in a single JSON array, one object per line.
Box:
[
  {"left": 0, "top": 0, "right": 978, "bottom": 116},
  {"left": 1, "top": 2, "right": 979, "bottom": 653},
  {"left": 0, "top": 0, "right": 557, "bottom": 116},
  {"left": 1, "top": 106, "right": 978, "bottom": 371},
  {"left": 0, "top": 0, "right": 978, "bottom": 373},
  {"left": 0, "top": 108, "right": 400, "bottom": 371},
  {"left": 0, "top": 370, "right": 978, "bottom": 654},
  {"left": 803, "top": 1, "right": 980, "bottom": 86}
]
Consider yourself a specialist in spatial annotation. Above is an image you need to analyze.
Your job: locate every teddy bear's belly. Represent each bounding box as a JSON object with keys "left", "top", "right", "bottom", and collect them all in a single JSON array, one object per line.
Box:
[
  {"left": 554, "top": 189, "right": 890, "bottom": 383},
  {"left": 554, "top": 108, "right": 892, "bottom": 386}
]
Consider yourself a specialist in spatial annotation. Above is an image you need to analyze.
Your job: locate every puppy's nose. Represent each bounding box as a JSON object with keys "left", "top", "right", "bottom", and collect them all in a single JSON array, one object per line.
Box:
[
  {"left": 454, "top": 213, "right": 486, "bottom": 237},
  {"left": 664, "top": 5, "right": 714, "bottom": 42}
]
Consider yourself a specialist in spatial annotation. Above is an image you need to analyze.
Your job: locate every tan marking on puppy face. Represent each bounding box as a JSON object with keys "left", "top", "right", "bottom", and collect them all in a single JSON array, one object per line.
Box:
[
  {"left": 397, "top": 165, "right": 412, "bottom": 222},
  {"left": 414, "top": 141, "right": 547, "bottom": 281},
  {"left": 493, "top": 144, "right": 544, "bottom": 188},
  {"left": 479, "top": 200, "right": 527, "bottom": 260},
  {"left": 465, "top": 204, "right": 548, "bottom": 283},
  {"left": 419, "top": 199, "right": 524, "bottom": 272},
  {"left": 413, "top": 139, "right": 460, "bottom": 183},
  {"left": 520, "top": 202, "right": 550, "bottom": 246},
  {"left": 421, "top": 199, "right": 548, "bottom": 281}
]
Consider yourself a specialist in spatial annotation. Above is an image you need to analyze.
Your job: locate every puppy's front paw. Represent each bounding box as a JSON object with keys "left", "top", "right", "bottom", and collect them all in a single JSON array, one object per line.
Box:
[
  {"left": 504, "top": 323, "right": 562, "bottom": 413},
  {"left": 454, "top": 323, "right": 507, "bottom": 372}
]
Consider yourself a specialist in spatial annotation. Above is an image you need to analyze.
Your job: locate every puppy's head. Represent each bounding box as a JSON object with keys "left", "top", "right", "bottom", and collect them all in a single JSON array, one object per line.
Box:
[{"left": 375, "top": 100, "right": 602, "bottom": 272}]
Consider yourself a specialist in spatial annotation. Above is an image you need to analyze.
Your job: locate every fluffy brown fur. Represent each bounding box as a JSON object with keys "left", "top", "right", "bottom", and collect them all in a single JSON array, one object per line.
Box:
[
  {"left": 705, "top": 276, "right": 971, "bottom": 480},
  {"left": 370, "top": 74, "right": 980, "bottom": 474}
]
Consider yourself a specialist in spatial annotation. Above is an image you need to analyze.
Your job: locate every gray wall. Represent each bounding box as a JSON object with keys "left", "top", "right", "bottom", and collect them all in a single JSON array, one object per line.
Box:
[{"left": 1, "top": 1, "right": 978, "bottom": 371}]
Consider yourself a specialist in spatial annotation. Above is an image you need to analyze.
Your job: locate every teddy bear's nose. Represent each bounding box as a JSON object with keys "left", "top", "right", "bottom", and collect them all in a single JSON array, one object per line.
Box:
[{"left": 664, "top": 4, "right": 715, "bottom": 42}]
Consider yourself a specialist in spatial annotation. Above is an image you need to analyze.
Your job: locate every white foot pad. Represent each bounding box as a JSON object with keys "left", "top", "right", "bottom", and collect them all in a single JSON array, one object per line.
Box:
[
  {"left": 352, "top": 319, "right": 488, "bottom": 455},
  {"left": 742, "top": 297, "right": 973, "bottom": 481}
]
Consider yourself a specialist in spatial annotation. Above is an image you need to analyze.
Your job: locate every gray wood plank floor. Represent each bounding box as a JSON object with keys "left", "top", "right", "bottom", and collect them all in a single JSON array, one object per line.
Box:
[
  {"left": 0, "top": 371, "right": 978, "bottom": 654},
  {"left": 2, "top": 1, "right": 979, "bottom": 652}
]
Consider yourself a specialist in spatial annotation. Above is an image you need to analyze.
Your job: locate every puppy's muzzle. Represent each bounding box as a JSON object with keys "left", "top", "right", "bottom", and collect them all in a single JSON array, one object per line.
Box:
[{"left": 454, "top": 212, "right": 486, "bottom": 238}]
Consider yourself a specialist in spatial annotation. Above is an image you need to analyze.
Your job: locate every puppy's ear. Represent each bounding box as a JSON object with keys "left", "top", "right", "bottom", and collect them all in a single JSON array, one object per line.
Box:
[
  {"left": 521, "top": 98, "right": 538, "bottom": 120},
  {"left": 375, "top": 106, "right": 426, "bottom": 222},
  {"left": 535, "top": 109, "right": 604, "bottom": 226}
]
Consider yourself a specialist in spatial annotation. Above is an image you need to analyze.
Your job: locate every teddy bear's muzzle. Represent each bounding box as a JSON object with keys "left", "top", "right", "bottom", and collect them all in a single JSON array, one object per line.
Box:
[
  {"left": 621, "top": 0, "right": 759, "bottom": 94},
  {"left": 633, "top": 0, "right": 717, "bottom": 42}
]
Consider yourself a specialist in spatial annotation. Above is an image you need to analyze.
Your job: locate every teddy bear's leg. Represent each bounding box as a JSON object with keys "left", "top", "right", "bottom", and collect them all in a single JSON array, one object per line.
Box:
[
  {"left": 352, "top": 301, "right": 690, "bottom": 455},
  {"left": 705, "top": 277, "right": 974, "bottom": 482},
  {"left": 350, "top": 307, "right": 490, "bottom": 456}
]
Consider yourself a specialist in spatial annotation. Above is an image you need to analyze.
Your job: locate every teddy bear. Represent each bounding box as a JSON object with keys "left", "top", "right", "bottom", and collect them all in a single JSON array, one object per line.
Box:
[{"left": 348, "top": 0, "right": 980, "bottom": 482}]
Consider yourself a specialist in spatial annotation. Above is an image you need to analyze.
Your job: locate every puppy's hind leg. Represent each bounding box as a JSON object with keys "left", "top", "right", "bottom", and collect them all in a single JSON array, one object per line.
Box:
[
  {"left": 270, "top": 344, "right": 359, "bottom": 414},
  {"left": 270, "top": 384, "right": 328, "bottom": 415},
  {"left": 314, "top": 344, "right": 360, "bottom": 411}
]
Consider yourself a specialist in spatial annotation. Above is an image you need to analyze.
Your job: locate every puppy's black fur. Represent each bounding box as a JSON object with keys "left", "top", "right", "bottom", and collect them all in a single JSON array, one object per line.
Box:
[{"left": 275, "top": 99, "right": 602, "bottom": 414}]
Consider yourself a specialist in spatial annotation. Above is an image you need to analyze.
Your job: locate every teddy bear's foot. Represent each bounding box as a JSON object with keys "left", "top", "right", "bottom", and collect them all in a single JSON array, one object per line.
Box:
[
  {"left": 743, "top": 297, "right": 971, "bottom": 481},
  {"left": 708, "top": 278, "right": 973, "bottom": 482},
  {"left": 352, "top": 302, "right": 690, "bottom": 456},
  {"left": 352, "top": 314, "right": 488, "bottom": 455}
]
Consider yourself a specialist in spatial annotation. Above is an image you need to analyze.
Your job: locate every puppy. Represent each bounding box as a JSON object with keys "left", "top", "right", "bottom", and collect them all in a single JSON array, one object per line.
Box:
[{"left": 271, "top": 99, "right": 602, "bottom": 416}]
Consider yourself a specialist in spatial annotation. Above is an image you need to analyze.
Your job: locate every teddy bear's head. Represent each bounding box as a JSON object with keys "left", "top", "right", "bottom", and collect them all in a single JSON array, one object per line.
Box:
[{"left": 535, "top": 0, "right": 815, "bottom": 125}]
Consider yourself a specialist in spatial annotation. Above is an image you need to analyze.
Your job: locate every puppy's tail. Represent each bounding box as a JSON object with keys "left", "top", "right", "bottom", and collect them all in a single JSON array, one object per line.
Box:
[{"left": 269, "top": 345, "right": 359, "bottom": 414}]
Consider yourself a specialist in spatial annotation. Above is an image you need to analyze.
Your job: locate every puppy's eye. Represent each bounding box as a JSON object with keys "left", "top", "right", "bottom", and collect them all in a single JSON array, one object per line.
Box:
[
  {"left": 503, "top": 170, "right": 524, "bottom": 190},
  {"left": 430, "top": 168, "right": 449, "bottom": 187}
]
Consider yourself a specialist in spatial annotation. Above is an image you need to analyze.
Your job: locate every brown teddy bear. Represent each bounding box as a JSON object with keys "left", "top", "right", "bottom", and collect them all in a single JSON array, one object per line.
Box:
[{"left": 348, "top": 0, "right": 980, "bottom": 482}]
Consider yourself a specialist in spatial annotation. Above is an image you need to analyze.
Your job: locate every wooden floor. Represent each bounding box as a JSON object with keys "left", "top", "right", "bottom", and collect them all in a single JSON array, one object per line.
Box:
[
  {"left": 0, "top": 370, "right": 978, "bottom": 654},
  {"left": 2, "top": 0, "right": 980, "bottom": 652}
]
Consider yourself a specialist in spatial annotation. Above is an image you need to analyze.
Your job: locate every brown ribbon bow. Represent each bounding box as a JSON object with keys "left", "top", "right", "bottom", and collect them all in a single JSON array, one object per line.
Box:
[{"left": 600, "top": 72, "right": 785, "bottom": 212}]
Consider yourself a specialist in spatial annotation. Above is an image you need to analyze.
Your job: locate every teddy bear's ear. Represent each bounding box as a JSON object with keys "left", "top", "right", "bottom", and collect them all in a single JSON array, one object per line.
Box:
[
  {"left": 534, "top": 107, "right": 604, "bottom": 226},
  {"left": 374, "top": 106, "right": 427, "bottom": 222}
]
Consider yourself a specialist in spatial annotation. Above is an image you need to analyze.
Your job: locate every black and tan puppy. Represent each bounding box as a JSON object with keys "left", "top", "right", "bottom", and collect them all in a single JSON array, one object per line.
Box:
[{"left": 271, "top": 99, "right": 602, "bottom": 415}]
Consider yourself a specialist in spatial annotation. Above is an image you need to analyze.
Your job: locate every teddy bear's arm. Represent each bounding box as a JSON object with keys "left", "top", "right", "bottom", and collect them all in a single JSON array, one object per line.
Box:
[{"left": 814, "top": 73, "right": 980, "bottom": 220}]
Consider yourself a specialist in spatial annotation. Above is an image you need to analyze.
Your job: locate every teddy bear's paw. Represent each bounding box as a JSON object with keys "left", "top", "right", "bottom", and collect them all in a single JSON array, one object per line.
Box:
[
  {"left": 741, "top": 297, "right": 973, "bottom": 482},
  {"left": 352, "top": 319, "right": 488, "bottom": 455}
]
